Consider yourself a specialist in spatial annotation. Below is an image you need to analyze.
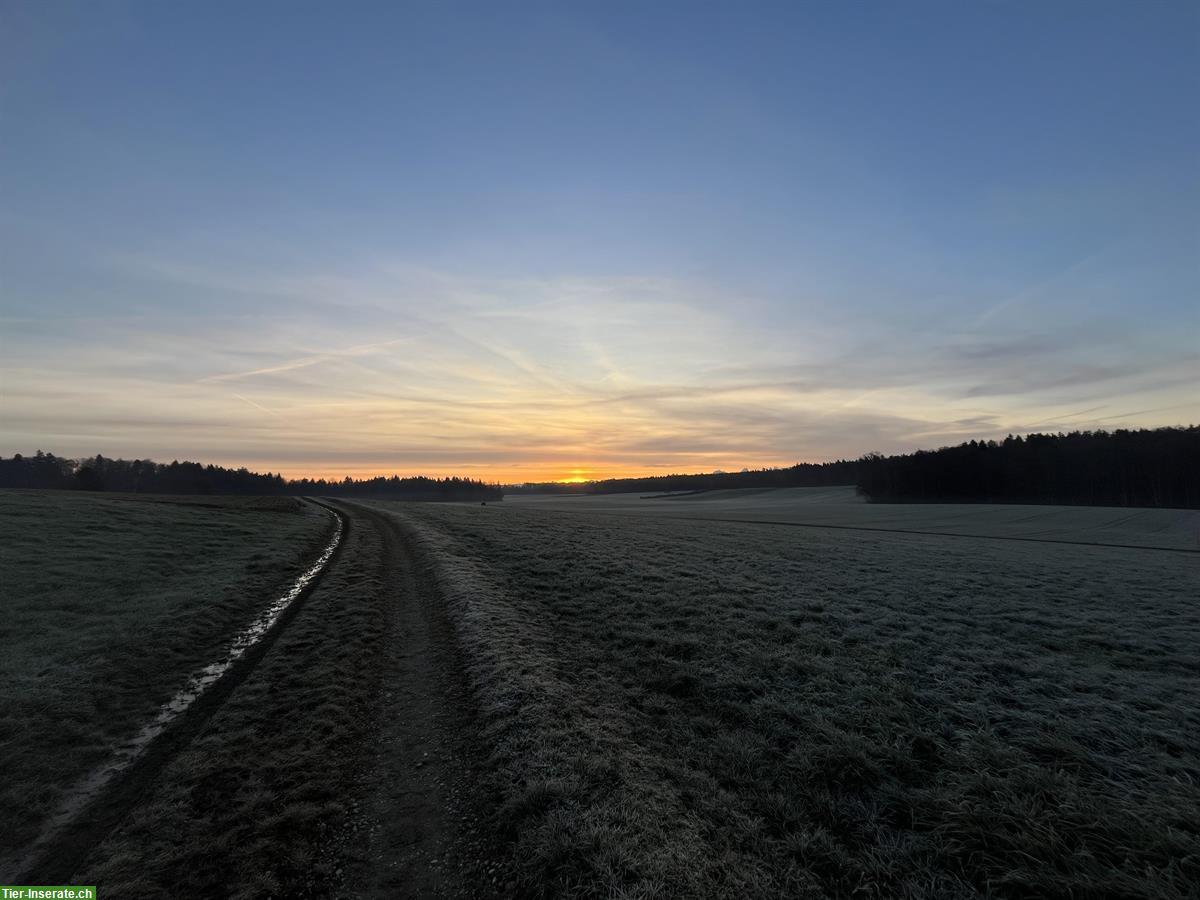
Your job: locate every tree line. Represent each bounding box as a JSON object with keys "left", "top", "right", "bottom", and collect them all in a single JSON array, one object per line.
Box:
[
  {"left": 3, "top": 427, "right": 1195, "bottom": 507},
  {"left": 506, "top": 459, "right": 861, "bottom": 496},
  {"left": 855, "top": 427, "right": 1198, "bottom": 508},
  {"left": 289, "top": 473, "right": 502, "bottom": 501},
  {"left": 507, "top": 427, "right": 1197, "bottom": 508},
  {"left": 0, "top": 451, "right": 501, "bottom": 501}
]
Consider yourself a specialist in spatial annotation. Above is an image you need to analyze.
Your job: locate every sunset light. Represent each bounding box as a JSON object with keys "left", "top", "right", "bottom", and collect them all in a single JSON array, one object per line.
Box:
[
  {"left": 3, "top": 6, "right": 1196, "bottom": 481},
  {"left": 2, "top": 4, "right": 1196, "bottom": 897},
  {"left": 556, "top": 471, "right": 593, "bottom": 485}
]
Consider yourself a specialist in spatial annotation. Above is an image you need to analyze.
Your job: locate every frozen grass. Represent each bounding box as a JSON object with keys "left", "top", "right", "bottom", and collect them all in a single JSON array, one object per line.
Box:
[
  {"left": 0, "top": 489, "right": 330, "bottom": 857},
  {"left": 383, "top": 500, "right": 1200, "bottom": 899},
  {"left": 77, "top": 504, "right": 390, "bottom": 898},
  {"left": 507, "top": 487, "right": 1200, "bottom": 551}
]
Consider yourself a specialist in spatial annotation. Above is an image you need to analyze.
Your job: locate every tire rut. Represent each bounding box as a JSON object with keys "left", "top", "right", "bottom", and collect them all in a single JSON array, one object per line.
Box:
[
  {"left": 14, "top": 498, "right": 347, "bottom": 884},
  {"left": 340, "top": 500, "right": 498, "bottom": 899}
]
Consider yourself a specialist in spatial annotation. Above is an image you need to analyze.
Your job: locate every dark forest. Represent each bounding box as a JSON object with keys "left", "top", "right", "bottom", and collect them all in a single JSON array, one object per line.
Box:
[
  {"left": 507, "top": 459, "right": 862, "bottom": 496},
  {"left": 510, "top": 427, "right": 1198, "bottom": 509},
  {"left": 2, "top": 427, "right": 1195, "bottom": 508},
  {"left": 0, "top": 452, "right": 501, "bottom": 501},
  {"left": 855, "top": 427, "right": 1199, "bottom": 508}
]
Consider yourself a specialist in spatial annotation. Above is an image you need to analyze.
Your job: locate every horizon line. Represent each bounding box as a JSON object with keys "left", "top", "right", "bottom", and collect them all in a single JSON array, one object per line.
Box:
[{"left": 6, "top": 423, "right": 1197, "bottom": 487}]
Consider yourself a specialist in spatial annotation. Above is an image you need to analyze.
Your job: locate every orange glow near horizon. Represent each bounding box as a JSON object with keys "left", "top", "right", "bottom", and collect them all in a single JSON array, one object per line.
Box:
[
  {"left": 557, "top": 469, "right": 592, "bottom": 484},
  {"left": 5, "top": 11, "right": 1200, "bottom": 511},
  {"left": 6, "top": 267, "right": 1197, "bottom": 486},
  {"left": 241, "top": 459, "right": 805, "bottom": 486}
]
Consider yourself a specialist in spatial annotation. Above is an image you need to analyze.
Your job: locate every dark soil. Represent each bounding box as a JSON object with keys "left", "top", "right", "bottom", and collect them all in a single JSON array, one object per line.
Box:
[
  {"left": 342, "top": 502, "right": 518, "bottom": 899},
  {"left": 27, "top": 499, "right": 503, "bottom": 898}
]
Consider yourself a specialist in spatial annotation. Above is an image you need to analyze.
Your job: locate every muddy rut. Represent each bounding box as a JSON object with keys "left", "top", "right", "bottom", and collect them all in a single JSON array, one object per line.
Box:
[
  {"left": 342, "top": 502, "right": 498, "bottom": 899},
  {"left": 12, "top": 499, "right": 345, "bottom": 883},
  {"left": 15, "top": 499, "right": 495, "bottom": 897}
]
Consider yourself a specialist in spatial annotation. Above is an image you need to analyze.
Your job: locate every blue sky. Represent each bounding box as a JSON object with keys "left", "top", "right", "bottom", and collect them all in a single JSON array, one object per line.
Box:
[{"left": 2, "top": 1, "right": 1197, "bottom": 480}]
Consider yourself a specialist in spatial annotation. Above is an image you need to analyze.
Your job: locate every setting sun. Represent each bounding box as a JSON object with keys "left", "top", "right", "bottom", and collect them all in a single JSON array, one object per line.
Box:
[{"left": 1, "top": 4, "right": 1196, "bottom": 896}]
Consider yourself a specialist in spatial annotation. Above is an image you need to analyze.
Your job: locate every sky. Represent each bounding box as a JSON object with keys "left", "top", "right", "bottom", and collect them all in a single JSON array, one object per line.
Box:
[{"left": 2, "top": 1, "right": 1197, "bottom": 483}]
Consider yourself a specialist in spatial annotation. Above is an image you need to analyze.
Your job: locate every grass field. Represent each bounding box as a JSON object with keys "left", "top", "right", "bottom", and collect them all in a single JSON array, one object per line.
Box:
[
  {"left": 4, "top": 487, "right": 1197, "bottom": 897},
  {"left": 0, "top": 490, "right": 332, "bottom": 860},
  {"left": 73, "top": 499, "right": 388, "bottom": 898},
  {"left": 382, "top": 495, "right": 1200, "bottom": 899},
  {"left": 68, "top": 499, "right": 500, "bottom": 899},
  {"left": 507, "top": 486, "right": 1200, "bottom": 551}
]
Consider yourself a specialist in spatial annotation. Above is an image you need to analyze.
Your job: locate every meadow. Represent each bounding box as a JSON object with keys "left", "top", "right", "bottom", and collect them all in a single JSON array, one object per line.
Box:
[
  {"left": 0, "top": 490, "right": 331, "bottom": 865},
  {"left": 73, "top": 498, "right": 390, "bottom": 897},
  {"left": 4, "top": 494, "right": 501, "bottom": 898},
  {"left": 3, "top": 486, "right": 1196, "bottom": 897},
  {"left": 508, "top": 486, "right": 1200, "bottom": 550},
  {"left": 382, "top": 494, "right": 1200, "bottom": 898}
]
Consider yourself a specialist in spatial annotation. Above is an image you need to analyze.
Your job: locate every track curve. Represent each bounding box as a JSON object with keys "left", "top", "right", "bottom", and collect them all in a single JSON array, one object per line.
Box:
[{"left": 13, "top": 498, "right": 346, "bottom": 883}]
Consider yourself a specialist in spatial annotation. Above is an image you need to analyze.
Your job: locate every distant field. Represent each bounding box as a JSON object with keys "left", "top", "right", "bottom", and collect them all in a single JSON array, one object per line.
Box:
[
  {"left": 0, "top": 490, "right": 331, "bottom": 860},
  {"left": 508, "top": 486, "right": 1200, "bottom": 551},
  {"left": 383, "top": 494, "right": 1200, "bottom": 898}
]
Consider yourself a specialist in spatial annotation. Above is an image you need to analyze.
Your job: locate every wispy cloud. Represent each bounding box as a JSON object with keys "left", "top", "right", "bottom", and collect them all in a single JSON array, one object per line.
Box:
[
  {"left": 974, "top": 248, "right": 1110, "bottom": 326},
  {"left": 231, "top": 393, "right": 283, "bottom": 418},
  {"left": 4, "top": 253, "right": 1195, "bottom": 481},
  {"left": 198, "top": 338, "right": 411, "bottom": 383}
]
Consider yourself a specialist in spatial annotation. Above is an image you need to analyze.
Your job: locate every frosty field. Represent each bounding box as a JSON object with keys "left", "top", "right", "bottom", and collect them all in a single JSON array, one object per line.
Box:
[
  {"left": 507, "top": 486, "right": 1200, "bottom": 550},
  {"left": 3, "top": 487, "right": 1197, "bottom": 897},
  {"left": 0, "top": 490, "right": 332, "bottom": 866},
  {"left": 383, "top": 492, "right": 1200, "bottom": 898}
]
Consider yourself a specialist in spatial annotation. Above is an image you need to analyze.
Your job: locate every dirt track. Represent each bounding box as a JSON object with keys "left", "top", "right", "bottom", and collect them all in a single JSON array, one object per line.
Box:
[
  {"left": 18, "top": 500, "right": 499, "bottom": 897},
  {"left": 340, "top": 501, "right": 504, "bottom": 899}
]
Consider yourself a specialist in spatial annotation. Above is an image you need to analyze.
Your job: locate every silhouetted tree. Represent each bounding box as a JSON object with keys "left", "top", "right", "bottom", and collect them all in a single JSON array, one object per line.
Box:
[
  {"left": 855, "top": 427, "right": 1198, "bottom": 508},
  {"left": 506, "top": 459, "right": 863, "bottom": 496},
  {"left": 0, "top": 453, "right": 500, "bottom": 500},
  {"left": 3, "top": 427, "right": 1194, "bottom": 507},
  {"left": 74, "top": 464, "right": 104, "bottom": 491}
]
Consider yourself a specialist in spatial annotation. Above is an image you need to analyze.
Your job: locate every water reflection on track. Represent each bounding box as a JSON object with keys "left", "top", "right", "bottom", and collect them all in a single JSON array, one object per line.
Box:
[{"left": 7, "top": 499, "right": 344, "bottom": 882}]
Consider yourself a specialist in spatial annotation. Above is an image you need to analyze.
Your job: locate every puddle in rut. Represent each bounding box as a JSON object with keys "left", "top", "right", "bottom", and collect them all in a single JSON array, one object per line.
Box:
[{"left": 8, "top": 503, "right": 343, "bottom": 877}]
